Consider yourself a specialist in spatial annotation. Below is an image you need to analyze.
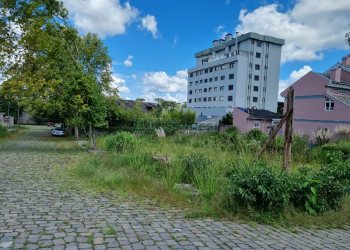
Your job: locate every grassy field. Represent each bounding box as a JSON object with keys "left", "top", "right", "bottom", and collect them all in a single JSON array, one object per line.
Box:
[{"left": 62, "top": 129, "right": 350, "bottom": 229}]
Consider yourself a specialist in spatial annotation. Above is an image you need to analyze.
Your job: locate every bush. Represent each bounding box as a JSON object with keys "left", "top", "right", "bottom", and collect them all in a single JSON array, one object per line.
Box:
[
  {"left": 178, "top": 153, "right": 211, "bottom": 184},
  {"left": 0, "top": 126, "right": 7, "bottom": 138},
  {"left": 226, "top": 161, "right": 291, "bottom": 212},
  {"left": 246, "top": 129, "right": 267, "bottom": 142},
  {"left": 291, "top": 161, "right": 350, "bottom": 214},
  {"left": 105, "top": 132, "right": 138, "bottom": 153},
  {"left": 312, "top": 140, "right": 350, "bottom": 164}
]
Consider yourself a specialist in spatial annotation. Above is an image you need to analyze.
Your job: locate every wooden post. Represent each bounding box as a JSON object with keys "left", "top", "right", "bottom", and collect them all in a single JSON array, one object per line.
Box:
[{"left": 283, "top": 88, "right": 294, "bottom": 171}]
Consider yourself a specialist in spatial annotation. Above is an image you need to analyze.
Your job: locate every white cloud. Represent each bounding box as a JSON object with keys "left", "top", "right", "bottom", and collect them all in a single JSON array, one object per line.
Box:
[
  {"left": 62, "top": 0, "right": 138, "bottom": 38},
  {"left": 214, "top": 25, "right": 225, "bottom": 33},
  {"left": 123, "top": 55, "right": 133, "bottom": 67},
  {"left": 111, "top": 74, "right": 130, "bottom": 94},
  {"left": 279, "top": 65, "right": 312, "bottom": 100},
  {"left": 141, "top": 70, "right": 187, "bottom": 103},
  {"left": 140, "top": 15, "right": 159, "bottom": 39},
  {"left": 236, "top": 1, "right": 350, "bottom": 63},
  {"left": 225, "top": 0, "right": 231, "bottom": 5}
]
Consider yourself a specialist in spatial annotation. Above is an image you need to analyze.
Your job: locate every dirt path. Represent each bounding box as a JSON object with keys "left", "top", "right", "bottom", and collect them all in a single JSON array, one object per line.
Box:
[{"left": 0, "top": 126, "right": 349, "bottom": 249}]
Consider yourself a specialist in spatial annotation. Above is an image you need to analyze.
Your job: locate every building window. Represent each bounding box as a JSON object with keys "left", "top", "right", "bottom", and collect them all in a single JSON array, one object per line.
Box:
[
  {"left": 325, "top": 97, "right": 334, "bottom": 111},
  {"left": 195, "top": 81, "right": 198, "bottom": 85},
  {"left": 254, "top": 121, "right": 260, "bottom": 128},
  {"left": 220, "top": 86, "right": 224, "bottom": 91},
  {"left": 189, "top": 82, "right": 193, "bottom": 86},
  {"left": 214, "top": 76, "right": 218, "bottom": 81},
  {"left": 228, "top": 85, "right": 233, "bottom": 90},
  {"left": 214, "top": 87, "right": 218, "bottom": 91},
  {"left": 220, "top": 75, "right": 225, "bottom": 80},
  {"left": 256, "top": 52, "right": 261, "bottom": 58},
  {"left": 254, "top": 75, "right": 259, "bottom": 81},
  {"left": 200, "top": 79, "right": 203, "bottom": 83},
  {"left": 209, "top": 78, "right": 213, "bottom": 82},
  {"left": 198, "top": 98, "right": 202, "bottom": 102},
  {"left": 215, "top": 66, "right": 219, "bottom": 71},
  {"left": 203, "top": 97, "right": 207, "bottom": 102},
  {"left": 204, "top": 88, "right": 207, "bottom": 92},
  {"left": 213, "top": 97, "right": 217, "bottom": 101},
  {"left": 253, "top": 97, "right": 258, "bottom": 102},
  {"left": 255, "top": 64, "right": 260, "bottom": 70},
  {"left": 208, "top": 87, "right": 212, "bottom": 92},
  {"left": 253, "top": 86, "right": 259, "bottom": 92},
  {"left": 194, "top": 98, "right": 197, "bottom": 102},
  {"left": 248, "top": 74, "right": 252, "bottom": 79},
  {"left": 208, "top": 97, "right": 212, "bottom": 102},
  {"left": 257, "top": 41, "right": 262, "bottom": 47},
  {"left": 189, "top": 90, "right": 193, "bottom": 94},
  {"left": 210, "top": 67, "right": 213, "bottom": 72},
  {"left": 189, "top": 73, "right": 193, "bottom": 78},
  {"left": 221, "top": 65, "right": 226, "bottom": 70},
  {"left": 229, "top": 74, "right": 234, "bottom": 79},
  {"left": 204, "top": 79, "right": 208, "bottom": 83},
  {"left": 199, "top": 89, "right": 202, "bottom": 93},
  {"left": 228, "top": 96, "right": 233, "bottom": 101},
  {"left": 189, "top": 99, "right": 192, "bottom": 103},
  {"left": 205, "top": 69, "right": 208, "bottom": 74},
  {"left": 195, "top": 89, "right": 198, "bottom": 93},
  {"left": 220, "top": 96, "right": 224, "bottom": 101},
  {"left": 229, "top": 63, "right": 234, "bottom": 69}
]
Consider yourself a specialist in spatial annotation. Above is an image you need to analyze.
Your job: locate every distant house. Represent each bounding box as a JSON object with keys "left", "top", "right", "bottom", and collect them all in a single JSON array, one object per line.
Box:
[
  {"left": 280, "top": 54, "right": 350, "bottom": 136},
  {"left": 233, "top": 107, "right": 278, "bottom": 134}
]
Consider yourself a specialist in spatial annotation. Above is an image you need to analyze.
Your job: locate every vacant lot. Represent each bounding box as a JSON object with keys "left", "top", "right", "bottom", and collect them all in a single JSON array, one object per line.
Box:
[{"left": 0, "top": 126, "right": 349, "bottom": 249}]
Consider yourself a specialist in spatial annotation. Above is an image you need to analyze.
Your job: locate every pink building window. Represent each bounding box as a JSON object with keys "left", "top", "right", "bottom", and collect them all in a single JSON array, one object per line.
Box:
[{"left": 325, "top": 97, "right": 334, "bottom": 111}]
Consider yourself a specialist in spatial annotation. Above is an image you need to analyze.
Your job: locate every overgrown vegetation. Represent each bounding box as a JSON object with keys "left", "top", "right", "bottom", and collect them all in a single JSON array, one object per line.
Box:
[
  {"left": 0, "top": 126, "right": 7, "bottom": 138},
  {"left": 70, "top": 128, "right": 350, "bottom": 228}
]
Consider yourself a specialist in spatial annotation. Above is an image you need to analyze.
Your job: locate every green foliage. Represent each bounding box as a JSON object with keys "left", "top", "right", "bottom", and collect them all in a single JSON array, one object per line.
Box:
[
  {"left": 178, "top": 153, "right": 211, "bottom": 184},
  {"left": 0, "top": 126, "right": 7, "bottom": 138},
  {"left": 291, "top": 160, "right": 350, "bottom": 214},
  {"left": 105, "top": 132, "right": 138, "bottom": 153},
  {"left": 226, "top": 161, "right": 291, "bottom": 212},
  {"left": 246, "top": 129, "right": 267, "bottom": 142},
  {"left": 220, "top": 112, "right": 233, "bottom": 125},
  {"left": 312, "top": 140, "right": 350, "bottom": 164}
]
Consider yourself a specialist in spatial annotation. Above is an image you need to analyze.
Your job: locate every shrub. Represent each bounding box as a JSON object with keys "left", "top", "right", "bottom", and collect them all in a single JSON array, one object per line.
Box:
[
  {"left": 312, "top": 140, "right": 350, "bottom": 164},
  {"left": 313, "top": 128, "right": 332, "bottom": 145},
  {"left": 0, "top": 126, "right": 7, "bottom": 138},
  {"left": 105, "top": 132, "right": 138, "bottom": 153},
  {"left": 246, "top": 129, "right": 267, "bottom": 142},
  {"left": 178, "top": 153, "right": 211, "bottom": 184},
  {"left": 291, "top": 161, "right": 350, "bottom": 214},
  {"left": 226, "top": 161, "right": 291, "bottom": 212}
]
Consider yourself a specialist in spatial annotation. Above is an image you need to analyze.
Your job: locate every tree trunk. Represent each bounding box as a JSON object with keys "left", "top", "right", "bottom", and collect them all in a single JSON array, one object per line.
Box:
[
  {"left": 89, "top": 124, "right": 93, "bottom": 148},
  {"left": 74, "top": 126, "right": 79, "bottom": 140},
  {"left": 92, "top": 127, "right": 96, "bottom": 150},
  {"left": 17, "top": 106, "right": 20, "bottom": 127}
]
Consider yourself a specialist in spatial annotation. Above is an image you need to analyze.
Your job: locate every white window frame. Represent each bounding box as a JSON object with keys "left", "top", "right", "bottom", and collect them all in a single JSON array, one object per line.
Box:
[
  {"left": 325, "top": 97, "right": 334, "bottom": 111},
  {"left": 254, "top": 121, "right": 260, "bottom": 128}
]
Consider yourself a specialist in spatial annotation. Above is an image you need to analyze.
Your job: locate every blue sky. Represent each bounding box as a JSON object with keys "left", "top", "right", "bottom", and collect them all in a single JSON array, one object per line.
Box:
[{"left": 62, "top": 0, "right": 350, "bottom": 102}]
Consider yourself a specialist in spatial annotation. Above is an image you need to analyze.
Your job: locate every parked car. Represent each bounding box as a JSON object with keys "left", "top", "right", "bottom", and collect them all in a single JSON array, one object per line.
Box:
[{"left": 51, "top": 127, "right": 65, "bottom": 136}]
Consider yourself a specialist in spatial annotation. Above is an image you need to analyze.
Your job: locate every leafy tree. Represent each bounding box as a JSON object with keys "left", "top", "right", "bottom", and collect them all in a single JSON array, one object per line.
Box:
[
  {"left": 346, "top": 24, "right": 350, "bottom": 47},
  {"left": 220, "top": 112, "right": 233, "bottom": 125}
]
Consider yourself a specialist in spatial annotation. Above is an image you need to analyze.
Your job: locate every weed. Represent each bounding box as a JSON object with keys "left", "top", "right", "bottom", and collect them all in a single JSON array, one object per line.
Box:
[{"left": 104, "top": 226, "right": 117, "bottom": 235}]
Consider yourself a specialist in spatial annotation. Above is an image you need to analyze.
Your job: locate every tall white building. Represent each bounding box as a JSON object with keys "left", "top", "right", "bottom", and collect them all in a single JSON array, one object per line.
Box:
[{"left": 187, "top": 32, "right": 284, "bottom": 117}]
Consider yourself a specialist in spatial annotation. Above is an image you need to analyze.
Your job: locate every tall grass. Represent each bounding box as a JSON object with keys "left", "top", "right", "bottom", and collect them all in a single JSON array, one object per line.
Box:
[
  {"left": 0, "top": 126, "right": 7, "bottom": 138},
  {"left": 69, "top": 130, "right": 350, "bottom": 228}
]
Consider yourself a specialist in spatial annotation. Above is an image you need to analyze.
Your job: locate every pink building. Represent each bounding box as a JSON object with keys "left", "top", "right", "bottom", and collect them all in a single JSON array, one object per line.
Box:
[
  {"left": 233, "top": 107, "right": 278, "bottom": 134},
  {"left": 281, "top": 55, "right": 350, "bottom": 136}
]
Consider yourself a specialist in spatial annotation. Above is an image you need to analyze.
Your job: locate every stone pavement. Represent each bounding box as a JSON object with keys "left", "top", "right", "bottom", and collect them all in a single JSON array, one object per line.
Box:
[{"left": 1, "top": 126, "right": 350, "bottom": 250}]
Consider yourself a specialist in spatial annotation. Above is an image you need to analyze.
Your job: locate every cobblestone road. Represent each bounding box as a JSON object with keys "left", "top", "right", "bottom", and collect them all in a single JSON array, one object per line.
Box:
[{"left": 1, "top": 126, "right": 350, "bottom": 250}]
